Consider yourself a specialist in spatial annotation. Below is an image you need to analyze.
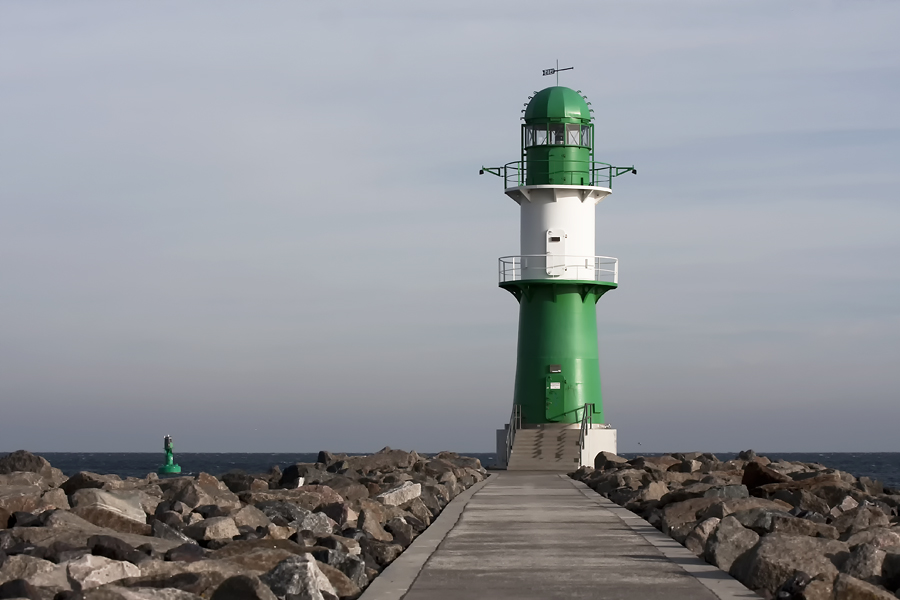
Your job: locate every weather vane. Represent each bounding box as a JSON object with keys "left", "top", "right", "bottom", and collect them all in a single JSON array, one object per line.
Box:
[{"left": 542, "top": 60, "right": 573, "bottom": 85}]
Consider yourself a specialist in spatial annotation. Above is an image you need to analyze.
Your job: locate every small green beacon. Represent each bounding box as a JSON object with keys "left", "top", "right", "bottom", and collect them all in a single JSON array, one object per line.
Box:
[{"left": 158, "top": 434, "right": 182, "bottom": 474}]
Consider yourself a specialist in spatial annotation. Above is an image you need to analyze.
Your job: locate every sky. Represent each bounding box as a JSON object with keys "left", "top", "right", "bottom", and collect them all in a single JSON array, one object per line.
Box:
[{"left": 1, "top": 1, "right": 898, "bottom": 454}]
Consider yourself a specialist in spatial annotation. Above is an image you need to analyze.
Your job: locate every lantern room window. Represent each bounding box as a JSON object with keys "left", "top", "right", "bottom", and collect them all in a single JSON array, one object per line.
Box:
[
  {"left": 524, "top": 123, "right": 591, "bottom": 148},
  {"left": 549, "top": 124, "right": 565, "bottom": 145}
]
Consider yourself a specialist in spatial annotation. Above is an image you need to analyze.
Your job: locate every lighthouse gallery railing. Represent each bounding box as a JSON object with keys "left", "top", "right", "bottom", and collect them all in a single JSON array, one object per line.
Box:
[
  {"left": 480, "top": 160, "right": 636, "bottom": 189},
  {"left": 499, "top": 255, "right": 618, "bottom": 284}
]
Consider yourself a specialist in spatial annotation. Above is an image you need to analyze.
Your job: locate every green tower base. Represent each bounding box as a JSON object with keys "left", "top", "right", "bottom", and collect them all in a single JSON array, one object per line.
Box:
[
  {"left": 501, "top": 279, "right": 616, "bottom": 425},
  {"left": 158, "top": 464, "right": 181, "bottom": 475}
]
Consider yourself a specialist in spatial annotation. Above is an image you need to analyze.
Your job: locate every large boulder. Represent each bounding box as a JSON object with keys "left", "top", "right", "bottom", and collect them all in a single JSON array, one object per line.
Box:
[
  {"left": 375, "top": 482, "right": 421, "bottom": 507},
  {"left": 210, "top": 574, "right": 278, "bottom": 600},
  {"left": 66, "top": 554, "right": 141, "bottom": 590},
  {"left": 299, "top": 513, "right": 336, "bottom": 538},
  {"left": 239, "top": 486, "right": 343, "bottom": 512},
  {"left": 832, "top": 573, "right": 896, "bottom": 599},
  {"left": 260, "top": 555, "right": 337, "bottom": 600},
  {"left": 742, "top": 461, "right": 792, "bottom": 490},
  {"left": 0, "top": 554, "right": 61, "bottom": 586},
  {"left": 660, "top": 497, "right": 721, "bottom": 542},
  {"left": 684, "top": 517, "right": 720, "bottom": 557},
  {"left": 315, "top": 561, "right": 360, "bottom": 599},
  {"left": 0, "top": 451, "right": 53, "bottom": 477},
  {"left": 880, "top": 547, "right": 900, "bottom": 591},
  {"left": 0, "top": 486, "right": 44, "bottom": 526},
  {"left": 62, "top": 472, "right": 125, "bottom": 495},
  {"left": 705, "top": 515, "right": 760, "bottom": 572},
  {"left": 13, "top": 510, "right": 181, "bottom": 555},
  {"left": 183, "top": 517, "right": 240, "bottom": 542},
  {"left": 593, "top": 452, "right": 628, "bottom": 470},
  {"left": 840, "top": 543, "right": 886, "bottom": 585},
  {"left": 845, "top": 528, "right": 900, "bottom": 550},
  {"left": 161, "top": 476, "right": 241, "bottom": 512},
  {"left": 230, "top": 505, "right": 271, "bottom": 530},
  {"left": 318, "top": 477, "right": 368, "bottom": 503},
  {"left": 357, "top": 510, "right": 392, "bottom": 543},
  {"left": 699, "top": 497, "right": 793, "bottom": 521},
  {"left": 70, "top": 489, "right": 154, "bottom": 535},
  {"left": 831, "top": 506, "right": 891, "bottom": 538},
  {"left": 343, "top": 448, "right": 417, "bottom": 475},
  {"left": 730, "top": 533, "right": 849, "bottom": 595}
]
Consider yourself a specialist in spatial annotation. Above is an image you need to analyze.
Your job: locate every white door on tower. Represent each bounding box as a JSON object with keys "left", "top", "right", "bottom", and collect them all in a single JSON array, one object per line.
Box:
[{"left": 546, "top": 229, "right": 566, "bottom": 276}]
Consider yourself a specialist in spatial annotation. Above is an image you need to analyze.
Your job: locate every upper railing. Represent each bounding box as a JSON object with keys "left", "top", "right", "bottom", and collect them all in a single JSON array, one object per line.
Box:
[
  {"left": 499, "top": 255, "right": 618, "bottom": 284},
  {"left": 480, "top": 160, "right": 636, "bottom": 189}
]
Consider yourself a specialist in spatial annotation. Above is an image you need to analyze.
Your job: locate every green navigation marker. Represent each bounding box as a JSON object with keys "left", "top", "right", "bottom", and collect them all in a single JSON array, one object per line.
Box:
[{"left": 158, "top": 435, "right": 181, "bottom": 475}]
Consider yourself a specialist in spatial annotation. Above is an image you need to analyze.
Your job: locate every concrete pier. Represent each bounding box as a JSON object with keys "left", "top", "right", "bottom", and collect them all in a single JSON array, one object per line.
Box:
[{"left": 361, "top": 471, "right": 759, "bottom": 600}]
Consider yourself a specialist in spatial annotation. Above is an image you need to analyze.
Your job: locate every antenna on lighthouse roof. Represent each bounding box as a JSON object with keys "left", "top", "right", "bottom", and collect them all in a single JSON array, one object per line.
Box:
[{"left": 542, "top": 60, "right": 573, "bottom": 85}]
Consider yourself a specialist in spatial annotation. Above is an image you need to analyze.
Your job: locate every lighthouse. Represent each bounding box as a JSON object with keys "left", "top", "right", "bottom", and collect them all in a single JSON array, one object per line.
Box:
[{"left": 483, "top": 84, "right": 635, "bottom": 470}]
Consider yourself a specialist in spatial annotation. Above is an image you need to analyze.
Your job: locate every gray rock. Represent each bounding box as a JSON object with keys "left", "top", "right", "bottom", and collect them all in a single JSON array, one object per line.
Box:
[
  {"left": 384, "top": 518, "right": 414, "bottom": 547},
  {"left": 729, "top": 507, "right": 793, "bottom": 532},
  {"left": 880, "top": 547, "right": 900, "bottom": 591},
  {"left": 660, "top": 497, "right": 721, "bottom": 543},
  {"left": 593, "top": 452, "right": 628, "bottom": 470},
  {"left": 357, "top": 510, "right": 392, "bottom": 543},
  {"left": 255, "top": 501, "right": 310, "bottom": 526},
  {"left": 742, "top": 461, "right": 792, "bottom": 490},
  {"left": 70, "top": 489, "right": 154, "bottom": 535},
  {"left": 0, "top": 554, "right": 60, "bottom": 586},
  {"left": 260, "top": 555, "right": 337, "bottom": 600},
  {"left": 703, "top": 485, "right": 749, "bottom": 500},
  {"left": 183, "top": 517, "right": 240, "bottom": 542},
  {"left": 230, "top": 505, "right": 270, "bottom": 530},
  {"left": 151, "top": 521, "right": 196, "bottom": 545},
  {"left": 61, "top": 472, "right": 124, "bottom": 495},
  {"left": 210, "top": 574, "right": 278, "bottom": 600},
  {"left": 299, "top": 513, "right": 335, "bottom": 538},
  {"left": 705, "top": 515, "right": 759, "bottom": 572},
  {"left": 311, "top": 550, "right": 366, "bottom": 590},
  {"left": 0, "top": 451, "right": 52, "bottom": 477},
  {"left": 840, "top": 543, "right": 885, "bottom": 585},
  {"left": 315, "top": 561, "right": 360, "bottom": 599},
  {"left": 161, "top": 477, "right": 242, "bottom": 512},
  {"left": 845, "top": 527, "right": 900, "bottom": 550},
  {"left": 729, "top": 533, "right": 848, "bottom": 595},
  {"left": 684, "top": 517, "right": 719, "bottom": 557},
  {"left": 375, "top": 482, "right": 421, "bottom": 507},
  {"left": 66, "top": 554, "right": 141, "bottom": 590},
  {"left": 359, "top": 539, "right": 403, "bottom": 569},
  {"left": 832, "top": 573, "right": 896, "bottom": 599},
  {"left": 832, "top": 506, "right": 891, "bottom": 538},
  {"left": 637, "top": 481, "right": 669, "bottom": 503}
]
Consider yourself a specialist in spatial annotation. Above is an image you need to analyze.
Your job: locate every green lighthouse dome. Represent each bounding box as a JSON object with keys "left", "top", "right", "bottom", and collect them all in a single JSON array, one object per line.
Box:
[{"left": 524, "top": 86, "right": 592, "bottom": 123}]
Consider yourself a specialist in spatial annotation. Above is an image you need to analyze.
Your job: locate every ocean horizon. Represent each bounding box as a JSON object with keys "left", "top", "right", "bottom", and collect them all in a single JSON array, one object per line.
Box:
[{"left": 8, "top": 451, "right": 899, "bottom": 488}]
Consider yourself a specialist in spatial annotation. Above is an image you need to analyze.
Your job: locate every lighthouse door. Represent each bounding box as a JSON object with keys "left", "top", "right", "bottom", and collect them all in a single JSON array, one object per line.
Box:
[
  {"left": 546, "top": 229, "right": 566, "bottom": 277},
  {"left": 545, "top": 373, "right": 566, "bottom": 420}
]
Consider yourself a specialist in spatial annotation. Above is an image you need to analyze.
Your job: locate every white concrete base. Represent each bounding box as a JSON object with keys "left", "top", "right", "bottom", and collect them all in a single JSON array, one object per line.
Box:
[
  {"left": 580, "top": 426, "right": 617, "bottom": 468},
  {"left": 496, "top": 425, "right": 616, "bottom": 470}
]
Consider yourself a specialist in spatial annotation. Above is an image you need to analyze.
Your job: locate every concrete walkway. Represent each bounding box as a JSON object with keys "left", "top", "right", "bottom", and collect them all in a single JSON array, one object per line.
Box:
[{"left": 361, "top": 471, "right": 760, "bottom": 600}]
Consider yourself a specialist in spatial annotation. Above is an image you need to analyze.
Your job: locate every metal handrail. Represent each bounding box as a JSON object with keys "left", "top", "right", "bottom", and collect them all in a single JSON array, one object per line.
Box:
[
  {"left": 481, "top": 160, "right": 636, "bottom": 189},
  {"left": 498, "top": 255, "right": 618, "bottom": 284},
  {"left": 505, "top": 403, "right": 521, "bottom": 466},
  {"left": 579, "top": 403, "right": 596, "bottom": 450}
]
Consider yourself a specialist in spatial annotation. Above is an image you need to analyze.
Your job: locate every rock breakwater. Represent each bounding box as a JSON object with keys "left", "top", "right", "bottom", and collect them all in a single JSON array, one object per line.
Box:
[
  {"left": 0, "top": 448, "right": 487, "bottom": 599},
  {"left": 571, "top": 450, "right": 900, "bottom": 600}
]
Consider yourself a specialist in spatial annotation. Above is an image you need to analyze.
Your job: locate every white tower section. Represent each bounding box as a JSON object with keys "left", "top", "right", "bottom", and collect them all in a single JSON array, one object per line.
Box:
[{"left": 504, "top": 184, "right": 613, "bottom": 282}]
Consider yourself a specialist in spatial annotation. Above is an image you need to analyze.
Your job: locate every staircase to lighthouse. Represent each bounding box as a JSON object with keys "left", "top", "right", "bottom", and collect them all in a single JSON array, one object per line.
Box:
[{"left": 482, "top": 84, "right": 635, "bottom": 471}]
